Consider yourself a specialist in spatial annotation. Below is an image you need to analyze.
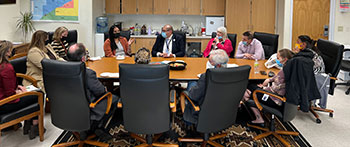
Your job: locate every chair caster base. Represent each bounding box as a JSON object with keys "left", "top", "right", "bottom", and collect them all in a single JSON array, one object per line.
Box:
[
  {"left": 316, "top": 118, "right": 321, "bottom": 124},
  {"left": 329, "top": 113, "right": 333, "bottom": 117}
]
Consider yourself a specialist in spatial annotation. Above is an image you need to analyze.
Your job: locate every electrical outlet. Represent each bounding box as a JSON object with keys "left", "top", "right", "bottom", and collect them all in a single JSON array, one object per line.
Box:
[{"left": 338, "top": 26, "right": 344, "bottom": 32}]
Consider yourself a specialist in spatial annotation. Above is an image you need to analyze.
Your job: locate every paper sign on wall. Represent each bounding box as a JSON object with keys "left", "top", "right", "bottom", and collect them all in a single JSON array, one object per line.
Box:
[{"left": 340, "top": 0, "right": 350, "bottom": 12}]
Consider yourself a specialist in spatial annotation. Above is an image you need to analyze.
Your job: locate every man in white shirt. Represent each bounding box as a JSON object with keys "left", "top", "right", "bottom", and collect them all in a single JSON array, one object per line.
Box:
[{"left": 152, "top": 24, "right": 186, "bottom": 57}]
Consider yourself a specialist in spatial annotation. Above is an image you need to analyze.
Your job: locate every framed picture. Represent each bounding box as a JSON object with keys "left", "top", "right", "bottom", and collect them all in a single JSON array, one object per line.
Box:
[{"left": 0, "top": 0, "right": 16, "bottom": 4}]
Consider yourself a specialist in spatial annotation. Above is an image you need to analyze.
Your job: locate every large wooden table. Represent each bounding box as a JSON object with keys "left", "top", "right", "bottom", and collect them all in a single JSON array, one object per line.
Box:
[{"left": 86, "top": 57, "right": 279, "bottom": 81}]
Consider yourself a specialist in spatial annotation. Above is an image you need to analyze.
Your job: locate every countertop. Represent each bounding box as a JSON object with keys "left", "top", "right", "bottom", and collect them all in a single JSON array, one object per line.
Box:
[{"left": 131, "top": 35, "right": 211, "bottom": 39}]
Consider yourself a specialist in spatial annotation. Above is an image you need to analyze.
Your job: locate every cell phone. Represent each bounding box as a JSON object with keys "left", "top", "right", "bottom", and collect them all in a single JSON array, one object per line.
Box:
[{"left": 260, "top": 71, "right": 267, "bottom": 75}]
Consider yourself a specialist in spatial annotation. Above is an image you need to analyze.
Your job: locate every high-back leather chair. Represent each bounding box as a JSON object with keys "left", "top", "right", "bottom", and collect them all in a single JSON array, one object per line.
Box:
[
  {"left": 119, "top": 64, "right": 177, "bottom": 146},
  {"left": 42, "top": 59, "right": 113, "bottom": 147},
  {"left": 246, "top": 89, "right": 299, "bottom": 147},
  {"left": 9, "top": 56, "right": 27, "bottom": 85},
  {"left": 227, "top": 33, "right": 237, "bottom": 58},
  {"left": 104, "top": 31, "right": 131, "bottom": 41},
  {"left": 317, "top": 39, "right": 344, "bottom": 95},
  {"left": 253, "top": 32, "right": 279, "bottom": 59},
  {"left": 48, "top": 30, "right": 78, "bottom": 45},
  {"left": 336, "top": 49, "right": 350, "bottom": 95},
  {"left": 173, "top": 31, "right": 187, "bottom": 50},
  {"left": 179, "top": 66, "right": 251, "bottom": 146}
]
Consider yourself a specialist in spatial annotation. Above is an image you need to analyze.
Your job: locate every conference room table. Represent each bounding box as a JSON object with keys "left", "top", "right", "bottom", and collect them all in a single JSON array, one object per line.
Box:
[{"left": 87, "top": 57, "right": 280, "bottom": 81}]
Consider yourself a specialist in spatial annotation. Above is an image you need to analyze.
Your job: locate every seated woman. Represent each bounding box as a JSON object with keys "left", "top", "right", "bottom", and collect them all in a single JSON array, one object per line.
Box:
[
  {"left": 293, "top": 35, "right": 325, "bottom": 74},
  {"left": 203, "top": 27, "right": 233, "bottom": 58},
  {"left": 104, "top": 25, "right": 134, "bottom": 57},
  {"left": 51, "top": 26, "right": 69, "bottom": 59},
  {"left": 243, "top": 49, "right": 294, "bottom": 124},
  {"left": 134, "top": 48, "right": 151, "bottom": 64},
  {"left": 23, "top": 30, "right": 65, "bottom": 93},
  {"left": 0, "top": 40, "right": 41, "bottom": 139}
]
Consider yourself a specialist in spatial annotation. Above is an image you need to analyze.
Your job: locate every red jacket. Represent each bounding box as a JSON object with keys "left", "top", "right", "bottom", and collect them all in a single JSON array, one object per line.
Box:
[
  {"left": 0, "top": 63, "right": 19, "bottom": 103},
  {"left": 203, "top": 38, "right": 233, "bottom": 57}
]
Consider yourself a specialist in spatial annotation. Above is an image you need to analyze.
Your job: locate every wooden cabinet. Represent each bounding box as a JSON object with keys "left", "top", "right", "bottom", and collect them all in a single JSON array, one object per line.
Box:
[
  {"left": 131, "top": 38, "right": 155, "bottom": 53},
  {"left": 185, "top": 0, "right": 201, "bottom": 15},
  {"left": 226, "top": 0, "right": 275, "bottom": 44},
  {"left": 105, "top": 0, "right": 120, "bottom": 14},
  {"left": 169, "top": 0, "right": 186, "bottom": 15},
  {"left": 202, "top": 0, "right": 225, "bottom": 16},
  {"left": 137, "top": 0, "right": 153, "bottom": 14},
  {"left": 122, "top": 0, "right": 137, "bottom": 14},
  {"left": 154, "top": 0, "right": 169, "bottom": 14}
]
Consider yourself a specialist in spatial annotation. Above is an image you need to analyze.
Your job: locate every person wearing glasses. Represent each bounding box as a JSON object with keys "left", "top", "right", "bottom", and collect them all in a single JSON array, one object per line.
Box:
[
  {"left": 203, "top": 27, "right": 233, "bottom": 58},
  {"left": 152, "top": 24, "right": 185, "bottom": 57}
]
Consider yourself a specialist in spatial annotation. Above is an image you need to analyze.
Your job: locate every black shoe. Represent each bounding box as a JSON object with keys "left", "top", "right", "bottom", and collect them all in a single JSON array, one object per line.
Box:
[
  {"left": 23, "top": 120, "right": 32, "bottom": 135},
  {"left": 29, "top": 125, "right": 46, "bottom": 140},
  {"left": 94, "top": 129, "right": 112, "bottom": 142},
  {"left": 248, "top": 122, "right": 265, "bottom": 128}
]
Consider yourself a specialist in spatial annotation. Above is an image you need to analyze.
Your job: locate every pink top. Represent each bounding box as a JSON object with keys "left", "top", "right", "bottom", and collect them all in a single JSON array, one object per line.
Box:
[
  {"left": 203, "top": 38, "right": 233, "bottom": 57},
  {"left": 235, "top": 38, "right": 265, "bottom": 60}
]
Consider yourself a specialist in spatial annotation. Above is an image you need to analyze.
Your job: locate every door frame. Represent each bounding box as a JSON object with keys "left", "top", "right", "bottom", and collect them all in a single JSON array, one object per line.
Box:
[{"left": 289, "top": 0, "right": 336, "bottom": 48}]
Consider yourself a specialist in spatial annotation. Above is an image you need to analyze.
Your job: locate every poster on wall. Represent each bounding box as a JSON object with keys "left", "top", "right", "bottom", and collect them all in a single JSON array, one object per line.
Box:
[
  {"left": 31, "top": 0, "right": 79, "bottom": 22},
  {"left": 340, "top": 0, "right": 350, "bottom": 12}
]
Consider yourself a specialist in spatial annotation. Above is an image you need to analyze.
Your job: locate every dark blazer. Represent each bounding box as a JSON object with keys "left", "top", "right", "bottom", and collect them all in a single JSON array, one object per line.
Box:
[
  {"left": 283, "top": 49, "right": 321, "bottom": 112},
  {"left": 86, "top": 68, "right": 116, "bottom": 121},
  {"left": 184, "top": 74, "right": 206, "bottom": 124},
  {"left": 152, "top": 33, "right": 186, "bottom": 57}
]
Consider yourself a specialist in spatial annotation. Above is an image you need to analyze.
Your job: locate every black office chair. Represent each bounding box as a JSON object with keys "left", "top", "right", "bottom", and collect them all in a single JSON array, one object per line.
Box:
[
  {"left": 119, "top": 64, "right": 177, "bottom": 147},
  {"left": 48, "top": 30, "right": 78, "bottom": 45},
  {"left": 253, "top": 32, "right": 279, "bottom": 59},
  {"left": 336, "top": 49, "right": 350, "bottom": 95},
  {"left": 178, "top": 66, "right": 251, "bottom": 147},
  {"left": 9, "top": 56, "right": 27, "bottom": 85},
  {"left": 228, "top": 33, "right": 237, "bottom": 58},
  {"left": 104, "top": 31, "right": 131, "bottom": 41},
  {"left": 42, "top": 59, "right": 114, "bottom": 147},
  {"left": 173, "top": 31, "right": 187, "bottom": 50},
  {"left": 246, "top": 89, "right": 299, "bottom": 147}
]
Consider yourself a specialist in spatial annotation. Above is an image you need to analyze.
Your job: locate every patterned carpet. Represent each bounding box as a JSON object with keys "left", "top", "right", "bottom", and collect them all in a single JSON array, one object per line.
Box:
[{"left": 53, "top": 108, "right": 311, "bottom": 147}]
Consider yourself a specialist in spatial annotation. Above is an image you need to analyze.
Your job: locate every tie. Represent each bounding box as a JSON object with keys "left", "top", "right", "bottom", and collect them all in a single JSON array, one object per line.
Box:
[{"left": 165, "top": 38, "right": 170, "bottom": 54}]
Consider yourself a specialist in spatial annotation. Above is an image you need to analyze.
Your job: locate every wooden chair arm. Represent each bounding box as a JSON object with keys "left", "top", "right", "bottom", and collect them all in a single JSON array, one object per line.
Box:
[
  {"left": 170, "top": 88, "right": 176, "bottom": 112},
  {"left": 252, "top": 89, "right": 286, "bottom": 111},
  {"left": 117, "top": 97, "right": 122, "bottom": 108},
  {"left": 0, "top": 91, "right": 44, "bottom": 107},
  {"left": 330, "top": 77, "right": 337, "bottom": 80},
  {"left": 89, "top": 92, "right": 113, "bottom": 114},
  {"left": 180, "top": 91, "right": 200, "bottom": 113},
  {"left": 16, "top": 73, "right": 38, "bottom": 87}
]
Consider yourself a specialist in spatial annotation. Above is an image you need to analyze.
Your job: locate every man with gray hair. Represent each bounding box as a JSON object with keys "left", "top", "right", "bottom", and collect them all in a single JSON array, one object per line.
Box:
[{"left": 184, "top": 49, "right": 229, "bottom": 124}]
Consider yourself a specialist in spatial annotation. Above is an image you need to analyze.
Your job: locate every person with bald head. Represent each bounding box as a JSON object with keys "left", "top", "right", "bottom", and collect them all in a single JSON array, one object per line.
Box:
[
  {"left": 67, "top": 43, "right": 117, "bottom": 141},
  {"left": 152, "top": 24, "right": 186, "bottom": 57}
]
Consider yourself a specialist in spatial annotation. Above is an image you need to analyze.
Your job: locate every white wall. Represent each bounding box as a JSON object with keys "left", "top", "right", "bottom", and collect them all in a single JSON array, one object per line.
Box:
[
  {"left": 334, "top": 0, "right": 350, "bottom": 45},
  {"left": 0, "top": 2, "right": 21, "bottom": 41}
]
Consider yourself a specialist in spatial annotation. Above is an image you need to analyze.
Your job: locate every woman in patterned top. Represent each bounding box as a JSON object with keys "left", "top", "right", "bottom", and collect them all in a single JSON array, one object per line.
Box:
[
  {"left": 243, "top": 49, "right": 295, "bottom": 125},
  {"left": 51, "top": 26, "right": 69, "bottom": 59},
  {"left": 293, "top": 35, "right": 325, "bottom": 74}
]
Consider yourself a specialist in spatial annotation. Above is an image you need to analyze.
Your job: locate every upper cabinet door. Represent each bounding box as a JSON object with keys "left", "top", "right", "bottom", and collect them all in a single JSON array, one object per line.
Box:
[
  {"left": 122, "top": 0, "right": 137, "bottom": 14},
  {"left": 105, "top": 0, "right": 120, "bottom": 14},
  {"left": 154, "top": 0, "right": 169, "bottom": 15},
  {"left": 202, "top": 0, "right": 225, "bottom": 16},
  {"left": 251, "top": 0, "right": 276, "bottom": 33},
  {"left": 185, "top": 0, "right": 200, "bottom": 15},
  {"left": 169, "top": 0, "right": 186, "bottom": 15},
  {"left": 225, "top": 0, "right": 251, "bottom": 42},
  {"left": 138, "top": 0, "right": 153, "bottom": 14}
]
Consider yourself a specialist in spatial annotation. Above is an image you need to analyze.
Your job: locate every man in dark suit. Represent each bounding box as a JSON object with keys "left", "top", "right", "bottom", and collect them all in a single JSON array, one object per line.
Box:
[
  {"left": 152, "top": 24, "right": 186, "bottom": 57},
  {"left": 183, "top": 49, "right": 229, "bottom": 124},
  {"left": 67, "top": 43, "right": 117, "bottom": 141}
]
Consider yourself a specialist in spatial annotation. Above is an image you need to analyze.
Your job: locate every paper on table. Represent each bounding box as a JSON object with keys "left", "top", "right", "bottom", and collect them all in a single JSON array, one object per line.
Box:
[
  {"left": 26, "top": 85, "right": 40, "bottom": 92},
  {"left": 100, "top": 72, "right": 119, "bottom": 78},
  {"left": 162, "top": 60, "right": 171, "bottom": 64},
  {"left": 89, "top": 56, "right": 102, "bottom": 61},
  {"left": 227, "top": 64, "right": 239, "bottom": 68}
]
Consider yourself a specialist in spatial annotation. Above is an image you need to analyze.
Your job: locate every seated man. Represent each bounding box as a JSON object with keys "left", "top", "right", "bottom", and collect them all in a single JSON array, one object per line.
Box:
[
  {"left": 67, "top": 43, "right": 117, "bottom": 140},
  {"left": 152, "top": 24, "right": 185, "bottom": 57},
  {"left": 235, "top": 31, "right": 265, "bottom": 60},
  {"left": 183, "top": 49, "right": 229, "bottom": 124}
]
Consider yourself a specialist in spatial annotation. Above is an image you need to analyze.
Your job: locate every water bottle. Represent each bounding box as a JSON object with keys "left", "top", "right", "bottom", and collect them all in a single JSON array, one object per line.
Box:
[
  {"left": 135, "top": 23, "right": 141, "bottom": 35},
  {"left": 254, "top": 59, "right": 259, "bottom": 74}
]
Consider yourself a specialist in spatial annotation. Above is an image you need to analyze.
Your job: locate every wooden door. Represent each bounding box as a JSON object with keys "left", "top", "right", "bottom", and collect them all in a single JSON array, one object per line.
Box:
[
  {"left": 292, "top": 0, "right": 330, "bottom": 46},
  {"left": 185, "top": 0, "right": 200, "bottom": 15},
  {"left": 169, "top": 0, "right": 186, "bottom": 15},
  {"left": 137, "top": 0, "right": 153, "bottom": 14},
  {"left": 122, "top": 0, "right": 137, "bottom": 14},
  {"left": 202, "top": 0, "right": 225, "bottom": 16},
  {"left": 105, "top": 0, "right": 120, "bottom": 14},
  {"left": 225, "top": 0, "right": 251, "bottom": 45},
  {"left": 154, "top": 0, "right": 169, "bottom": 14},
  {"left": 251, "top": 0, "right": 275, "bottom": 33}
]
